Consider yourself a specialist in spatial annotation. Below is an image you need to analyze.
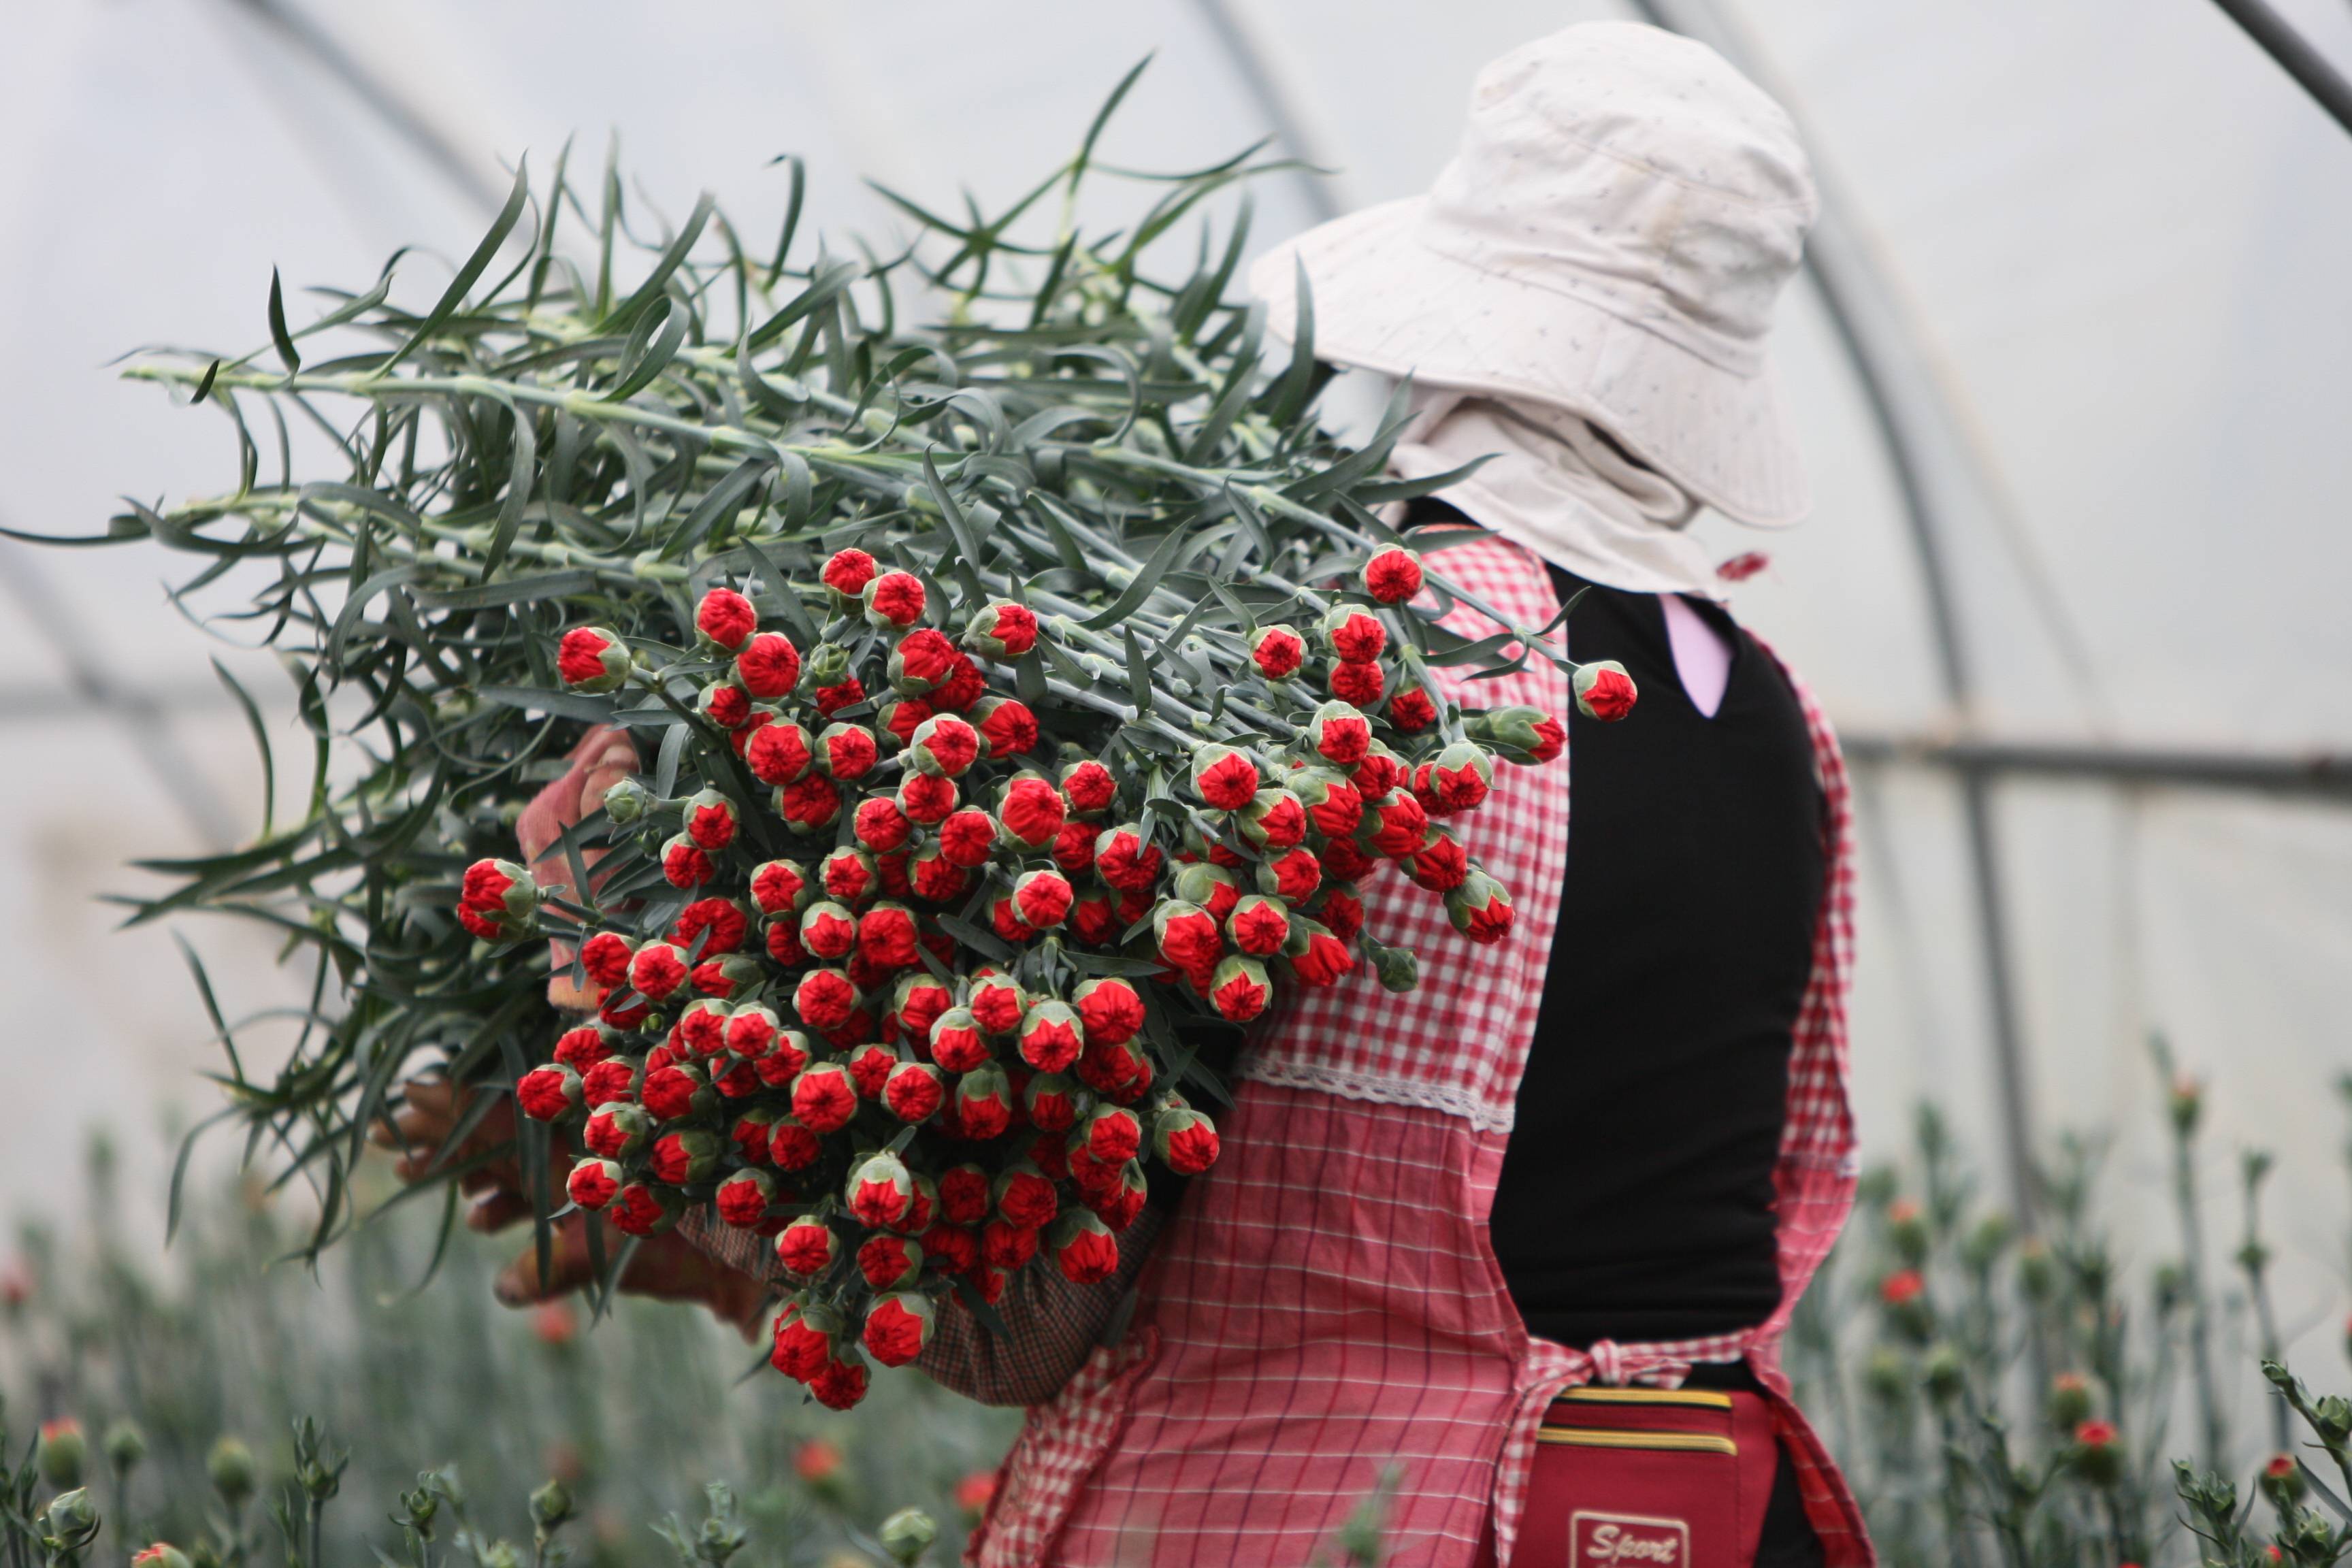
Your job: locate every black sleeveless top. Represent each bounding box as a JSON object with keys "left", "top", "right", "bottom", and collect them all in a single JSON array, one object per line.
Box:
[{"left": 1484, "top": 558, "right": 1827, "bottom": 1349}]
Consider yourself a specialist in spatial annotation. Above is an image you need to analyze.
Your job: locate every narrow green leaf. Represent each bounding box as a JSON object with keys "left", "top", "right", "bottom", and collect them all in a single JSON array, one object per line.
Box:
[
  {"left": 381, "top": 161, "right": 529, "bottom": 374},
  {"left": 267, "top": 268, "right": 301, "bottom": 372},
  {"left": 211, "top": 657, "right": 274, "bottom": 838}
]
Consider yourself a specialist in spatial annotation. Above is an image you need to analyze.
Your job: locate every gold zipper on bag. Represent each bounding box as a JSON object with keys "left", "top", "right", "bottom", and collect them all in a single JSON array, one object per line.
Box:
[
  {"left": 1534, "top": 1426, "right": 1740, "bottom": 1456},
  {"left": 1555, "top": 1387, "right": 1734, "bottom": 1410}
]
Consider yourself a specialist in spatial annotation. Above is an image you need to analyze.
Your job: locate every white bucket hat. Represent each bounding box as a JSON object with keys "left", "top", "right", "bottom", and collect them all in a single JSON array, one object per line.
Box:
[{"left": 1249, "top": 22, "right": 1821, "bottom": 526}]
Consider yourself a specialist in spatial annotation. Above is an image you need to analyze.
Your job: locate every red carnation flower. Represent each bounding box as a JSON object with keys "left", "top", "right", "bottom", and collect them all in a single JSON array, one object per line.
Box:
[
  {"left": 820, "top": 847, "right": 877, "bottom": 905},
  {"left": 674, "top": 898, "right": 749, "bottom": 958},
  {"left": 968, "top": 973, "right": 1026, "bottom": 1038},
  {"left": 997, "top": 776, "right": 1066, "bottom": 849},
  {"left": 970, "top": 696, "right": 1039, "bottom": 759},
  {"left": 1068, "top": 894, "right": 1117, "bottom": 947},
  {"left": 821, "top": 547, "right": 877, "bottom": 599},
  {"left": 1354, "top": 747, "right": 1404, "bottom": 800},
  {"left": 819, "top": 723, "right": 880, "bottom": 781},
  {"left": 889, "top": 627, "right": 959, "bottom": 695},
  {"left": 1574, "top": 659, "right": 1639, "bottom": 722},
  {"left": 1085, "top": 1104, "right": 1143, "bottom": 1165},
  {"left": 1366, "top": 790, "right": 1430, "bottom": 858},
  {"left": 1024, "top": 1072, "right": 1079, "bottom": 1132},
  {"left": 964, "top": 600, "right": 1039, "bottom": 659},
  {"left": 749, "top": 860, "right": 811, "bottom": 917},
  {"left": 878, "top": 696, "right": 932, "bottom": 749},
  {"left": 683, "top": 789, "right": 738, "bottom": 852},
  {"left": 776, "top": 773, "right": 841, "bottom": 835},
  {"left": 517, "top": 1064, "right": 581, "bottom": 1122},
  {"left": 1154, "top": 902, "right": 1224, "bottom": 977},
  {"left": 956, "top": 1064, "right": 1014, "bottom": 1140},
  {"left": 1240, "top": 789, "right": 1307, "bottom": 851},
  {"left": 859, "top": 1234, "right": 922, "bottom": 1290},
  {"left": 1069, "top": 978, "right": 1143, "bottom": 1049},
  {"left": 846, "top": 1041, "right": 897, "bottom": 1100},
  {"left": 990, "top": 1162, "right": 1058, "bottom": 1231},
  {"left": 1260, "top": 847, "right": 1322, "bottom": 903},
  {"left": 1175, "top": 862, "right": 1242, "bottom": 923},
  {"left": 1227, "top": 894, "right": 1292, "bottom": 956},
  {"left": 629, "top": 941, "right": 689, "bottom": 1000},
  {"left": 924, "top": 1222, "right": 979, "bottom": 1276},
  {"left": 1052, "top": 1210, "right": 1122, "bottom": 1284},
  {"left": 676, "top": 998, "right": 730, "bottom": 1058},
  {"left": 939, "top": 1164, "right": 992, "bottom": 1226},
  {"left": 885, "top": 775, "right": 949, "bottom": 832},
  {"left": 598, "top": 990, "right": 653, "bottom": 1030},
  {"left": 1154, "top": 1106, "right": 1222, "bottom": 1174},
  {"left": 557, "top": 626, "right": 629, "bottom": 692},
  {"left": 1308, "top": 702, "right": 1373, "bottom": 766},
  {"left": 715, "top": 1168, "right": 775, "bottom": 1227},
  {"left": 981, "top": 1219, "right": 1039, "bottom": 1270},
  {"left": 862, "top": 570, "right": 926, "bottom": 628},
  {"left": 1315, "top": 883, "right": 1366, "bottom": 940},
  {"left": 848, "top": 1152, "right": 915, "bottom": 1228},
  {"left": 1404, "top": 830, "right": 1471, "bottom": 892},
  {"left": 728, "top": 1106, "right": 778, "bottom": 1163},
  {"left": 1189, "top": 745, "right": 1260, "bottom": 811},
  {"left": 906, "top": 848, "right": 968, "bottom": 904},
  {"left": 554, "top": 1025, "right": 612, "bottom": 1070},
  {"left": 736, "top": 632, "right": 802, "bottom": 700},
  {"left": 775, "top": 1218, "right": 836, "bottom": 1279},
  {"left": 1323, "top": 608, "right": 1388, "bottom": 663},
  {"left": 1288, "top": 923, "right": 1356, "bottom": 985},
  {"left": 1094, "top": 826, "right": 1163, "bottom": 893},
  {"left": 858, "top": 902, "right": 921, "bottom": 970},
  {"left": 813, "top": 676, "right": 865, "bottom": 717},
  {"left": 582, "top": 1058, "right": 638, "bottom": 1109},
  {"left": 790, "top": 1060, "right": 858, "bottom": 1132},
  {"left": 695, "top": 587, "right": 757, "bottom": 652},
  {"left": 583, "top": 1102, "right": 651, "bottom": 1158},
  {"left": 702, "top": 682, "right": 751, "bottom": 729},
  {"left": 1250, "top": 624, "right": 1306, "bottom": 679},
  {"left": 1330, "top": 660, "right": 1386, "bottom": 707},
  {"left": 1017, "top": 1000, "right": 1083, "bottom": 1073},
  {"left": 885, "top": 1061, "right": 945, "bottom": 1123},
  {"left": 910, "top": 714, "right": 981, "bottom": 778},
  {"left": 1090, "top": 1163, "right": 1152, "bottom": 1230},
  {"left": 930, "top": 1007, "right": 990, "bottom": 1073},
  {"left": 768, "top": 1115, "right": 821, "bottom": 1170},
  {"left": 662, "top": 836, "right": 715, "bottom": 889},
  {"left": 1447, "top": 870, "right": 1515, "bottom": 944},
  {"left": 806, "top": 1352, "right": 870, "bottom": 1409},
  {"left": 1013, "top": 869, "right": 1074, "bottom": 930},
  {"left": 799, "top": 900, "right": 857, "bottom": 961},
  {"left": 928, "top": 810, "right": 991, "bottom": 871},
  {"left": 1209, "top": 955, "right": 1272, "bottom": 1022},
  {"left": 862, "top": 1291, "right": 934, "bottom": 1367},
  {"left": 1362, "top": 546, "right": 1424, "bottom": 604},
  {"left": 457, "top": 858, "right": 535, "bottom": 941},
  {"left": 579, "top": 931, "right": 634, "bottom": 989},
  {"left": 567, "top": 1158, "right": 623, "bottom": 1209},
  {"left": 842, "top": 798, "right": 910, "bottom": 858},
  {"left": 610, "top": 1183, "right": 676, "bottom": 1237},
  {"left": 642, "top": 1063, "right": 712, "bottom": 1122},
  {"left": 649, "top": 1130, "right": 719, "bottom": 1185},
  {"left": 770, "top": 1301, "right": 834, "bottom": 1379},
  {"left": 930, "top": 653, "right": 986, "bottom": 711},
  {"left": 1388, "top": 687, "right": 1439, "bottom": 732},
  {"left": 1880, "top": 1269, "right": 1925, "bottom": 1307},
  {"left": 1061, "top": 759, "right": 1117, "bottom": 815}
]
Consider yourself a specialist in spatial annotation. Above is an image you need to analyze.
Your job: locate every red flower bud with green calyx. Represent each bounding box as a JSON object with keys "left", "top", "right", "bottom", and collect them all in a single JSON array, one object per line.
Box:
[
  {"left": 928, "top": 811, "right": 990, "bottom": 871},
  {"left": 770, "top": 1299, "right": 836, "bottom": 1379},
  {"left": 862, "top": 570, "right": 926, "bottom": 629},
  {"left": 808, "top": 1350, "right": 870, "bottom": 1410},
  {"left": 1315, "top": 883, "right": 1367, "bottom": 941},
  {"left": 956, "top": 1062, "right": 1015, "bottom": 1140},
  {"left": 907, "top": 847, "right": 969, "bottom": 904},
  {"left": 1361, "top": 546, "right": 1424, "bottom": 604},
  {"left": 457, "top": 858, "right": 537, "bottom": 941},
  {"left": 884, "top": 1061, "right": 945, "bottom": 1123},
  {"left": 909, "top": 714, "right": 981, "bottom": 779},
  {"left": 662, "top": 836, "right": 716, "bottom": 889},
  {"left": 598, "top": 990, "right": 652, "bottom": 1030},
  {"left": 1068, "top": 892, "right": 1118, "bottom": 946},
  {"left": 1094, "top": 825, "right": 1164, "bottom": 892},
  {"left": 749, "top": 858, "right": 812, "bottom": 915},
  {"left": 1090, "top": 1160, "right": 1152, "bottom": 1230},
  {"left": 1365, "top": 790, "right": 1430, "bottom": 859},
  {"left": 629, "top": 941, "right": 689, "bottom": 1001},
  {"left": 820, "top": 847, "right": 877, "bottom": 905},
  {"left": 888, "top": 627, "right": 958, "bottom": 695},
  {"left": 672, "top": 897, "right": 749, "bottom": 956},
  {"left": 1294, "top": 766, "right": 1366, "bottom": 839},
  {"left": 1574, "top": 659, "right": 1639, "bottom": 722},
  {"left": 1017, "top": 1000, "right": 1084, "bottom": 1073},
  {"left": 881, "top": 772, "right": 947, "bottom": 830},
  {"left": 1250, "top": 624, "right": 1306, "bottom": 679},
  {"left": 1079, "top": 1039, "right": 1150, "bottom": 1101},
  {"left": 1352, "top": 744, "right": 1404, "bottom": 798},
  {"left": 813, "top": 677, "right": 865, "bottom": 717},
  {"left": 1013, "top": 869, "right": 1074, "bottom": 931},
  {"left": 1306, "top": 701, "right": 1373, "bottom": 767},
  {"left": 1414, "top": 742, "right": 1494, "bottom": 817},
  {"left": 1173, "top": 862, "right": 1243, "bottom": 923},
  {"left": 847, "top": 1151, "right": 915, "bottom": 1228},
  {"left": 1321, "top": 605, "right": 1388, "bottom": 663},
  {"left": 1239, "top": 788, "right": 1307, "bottom": 851},
  {"left": 839, "top": 801, "right": 904, "bottom": 860},
  {"left": 1072, "top": 976, "right": 1145, "bottom": 1046},
  {"left": 761, "top": 1030, "right": 815, "bottom": 1085},
  {"left": 981, "top": 1219, "right": 1039, "bottom": 1270},
  {"left": 989, "top": 1161, "right": 1058, "bottom": 1230},
  {"left": 610, "top": 1182, "right": 680, "bottom": 1237},
  {"left": 676, "top": 998, "right": 730, "bottom": 1059},
  {"left": 1469, "top": 704, "right": 1565, "bottom": 765},
  {"left": 990, "top": 894, "right": 1037, "bottom": 947},
  {"left": 855, "top": 902, "right": 917, "bottom": 972},
  {"left": 768, "top": 1113, "right": 821, "bottom": 1170},
  {"left": 938, "top": 1164, "right": 992, "bottom": 1226},
  {"left": 711, "top": 1058, "right": 761, "bottom": 1098},
  {"left": 1024, "top": 1072, "right": 1080, "bottom": 1132},
  {"left": 877, "top": 696, "right": 930, "bottom": 751},
  {"left": 859, "top": 1234, "right": 923, "bottom": 1290},
  {"left": 747, "top": 721, "right": 814, "bottom": 785},
  {"left": 695, "top": 587, "right": 757, "bottom": 653},
  {"left": 861, "top": 1290, "right": 934, "bottom": 1367},
  {"left": 799, "top": 901, "right": 857, "bottom": 961},
  {"left": 968, "top": 972, "right": 1026, "bottom": 1037},
  {"left": 817, "top": 722, "right": 879, "bottom": 782},
  {"left": 1258, "top": 847, "right": 1322, "bottom": 903},
  {"left": 1226, "top": 894, "right": 1292, "bottom": 957},
  {"left": 1388, "top": 687, "right": 1439, "bottom": 733},
  {"left": 1208, "top": 955, "right": 1273, "bottom": 1022},
  {"left": 789, "top": 1060, "right": 857, "bottom": 1132},
  {"left": 582, "top": 1058, "right": 638, "bottom": 1109},
  {"left": 1447, "top": 870, "right": 1516, "bottom": 945},
  {"left": 929, "top": 1007, "right": 990, "bottom": 1073},
  {"left": 932, "top": 652, "right": 987, "bottom": 712},
  {"left": 1045, "top": 820, "right": 1096, "bottom": 879},
  {"left": 1154, "top": 1106, "right": 1222, "bottom": 1175},
  {"left": 923, "top": 1222, "right": 978, "bottom": 1276},
  {"left": 775, "top": 1218, "right": 836, "bottom": 1280},
  {"left": 715, "top": 1168, "right": 775, "bottom": 1227},
  {"left": 970, "top": 696, "right": 1039, "bottom": 758},
  {"left": 1061, "top": 759, "right": 1117, "bottom": 815},
  {"left": 2069, "top": 1420, "right": 2123, "bottom": 1487},
  {"left": 1285, "top": 919, "right": 1356, "bottom": 985},
  {"left": 845, "top": 1041, "right": 896, "bottom": 1100},
  {"left": 554, "top": 1025, "right": 613, "bottom": 1071},
  {"left": 774, "top": 774, "right": 841, "bottom": 836},
  {"left": 964, "top": 600, "right": 1039, "bottom": 659},
  {"left": 724, "top": 1002, "right": 780, "bottom": 1060},
  {"left": 736, "top": 632, "right": 802, "bottom": 700},
  {"left": 557, "top": 627, "right": 630, "bottom": 693},
  {"left": 649, "top": 1130, "right": 720, "bottom": 1186},
  {"left": 1189, "top": 745, "right": 1261, "bottom": 811},
  {"left": 987, "top": 776, "right": 1062, "bottom": 850},
  {"left": 1321, "top": 835, "right": 1378, "bottom": 887},
  {"left": 1154, "top": 900, "right": 1224, "bottom": 977},
  {"left": 1330, "top": 660, "right": 1386, "bottom": 708},
  {"left": 821, "top": 547, "right": 877, "bottom": 601},
  {"left": 1084, "top": 1103, "right": 1143, "bottom": 1165},
  {"left": 1052, "top": 1209, "right": 1122, "bottom": 1284},
  {"left": 764, "top": 920, "right": 806, "bottom": 967},
  {"left": 567, "top": 1157, "right": 623, "bottom": 1209},
  {"left": 701, "top": 681, "right": 751, "bottom": 730},
  {"left": 1403, "top": 828, "right": 1471, "bottom": 893},
  {"left": 578, "top": 932, "right": 634, "bottom": 991},
  {"left": 642, "top": 1062, "right": 713, "bottom": 1122},
  {"left": 728, "top": 1106, "right": 779, "bottom": 1163}
]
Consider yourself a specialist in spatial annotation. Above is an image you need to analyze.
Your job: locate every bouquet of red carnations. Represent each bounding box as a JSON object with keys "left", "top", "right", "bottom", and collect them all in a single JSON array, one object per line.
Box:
[{"left": 88, "top": 129, "right": 1618, "bottom": 1410}]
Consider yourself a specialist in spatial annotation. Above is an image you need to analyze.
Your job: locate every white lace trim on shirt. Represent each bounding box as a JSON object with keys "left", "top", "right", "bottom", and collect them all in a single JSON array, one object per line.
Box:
[{"left": 1239, "top": 1056, "right": 1516, "bottom": 1134}]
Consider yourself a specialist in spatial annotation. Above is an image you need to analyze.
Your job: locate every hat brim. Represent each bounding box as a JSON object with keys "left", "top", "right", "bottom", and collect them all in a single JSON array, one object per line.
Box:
[{"left": 1247, "top": 198, "right": 1811, "bottom": 527}]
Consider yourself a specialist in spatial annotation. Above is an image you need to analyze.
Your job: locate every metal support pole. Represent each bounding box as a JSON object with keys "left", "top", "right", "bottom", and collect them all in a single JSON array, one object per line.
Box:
[{"left": 2208, "top": 0, "right": 2352, "bottom": 137}]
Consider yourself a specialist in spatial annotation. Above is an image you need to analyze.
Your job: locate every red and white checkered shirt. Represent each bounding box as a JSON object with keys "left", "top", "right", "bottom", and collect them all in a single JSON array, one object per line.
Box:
[{"left": 953, "top": 535, "right": 1869, "bottom": 1567}]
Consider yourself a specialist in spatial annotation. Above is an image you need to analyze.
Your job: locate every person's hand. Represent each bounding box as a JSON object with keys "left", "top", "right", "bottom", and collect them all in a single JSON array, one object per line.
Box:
[
  {"left": 370, "top": 1077, "right": 771, "bottom": 1339},
  {"left": 519, "top": 727, "right": 642, "bottom": 1011}
]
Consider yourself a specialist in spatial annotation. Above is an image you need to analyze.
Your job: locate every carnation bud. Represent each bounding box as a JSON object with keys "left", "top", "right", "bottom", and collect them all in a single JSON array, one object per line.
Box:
[
  {"left": 1061, "top": 758, "right": 1118, "bottom": 815},
  {"left": 736, "top": 632, "right": 804, "bottom": 700},
  {"left": 1153, "top": 1106, "right": 1222, "bottom": 1174},
  {"left": 694, "top": 587, "right": 757, "bottom": 653},
  {"left": 648, "top": 1130, "right": 721, "bottom": 1186},
  {"left": 1369, "top": 940, "right": 1420, "bottom": 993},
  {"left": 1018, "top": 1000, "right": 1084, "bottom": 1073},
  {"left": 1188, "top": 744, "right": 1262, "bottom": 811},
  {"left": 996, "top": 774, "right": 1067, "bottom": 849},
  {"left": 1468, "top": 704, "right": 1567, "bottom": 766},
  {"left": 964, "top": 600, "right": 1039, "bottom": 659},
  {"left": 805, "top": 640, "right": 854, "bottom": 687},
  {"left": 1305, "top": 701, "right": 1373, "bottom": 767},
  {"left": 1206, "top": 955, "right": 1271, "bottom": 1022},
  {"left": 1573, "top": 659, "right": 1639, "bottom": 722},
  {"left": 1414, "top": 742, "right": 1494, "bottom": 817},
  {"left": 715, "top": 1169, "right": 777, "bottom": 1228},
  {"left": 848, "top": 1151, "right": 917, "bottom": 1228},
  {"left": 929, "top": 1007, "right": 990, "bottom": 1072},
  {"left": 660, "top": 834, "right": 716, "bottom": 889},
  {"left": 133, "top": 1546, "right": 190, "bottom": 1568},
  {"left": 910, "top": 714, "right": 982, "bottom": 778},
  {"left": 863, "top": 570, "right": 927, "bottom": 628},
  {"left": 878, "top": 1507, "right": 940, "bottom": 1565},
  {"left": 600, "top": 776, "right": 653, "bottom": 824},
  {"left": 1238, "top": 788, "right": 1307, "bottom": 851},
  {"left": 516, "top": 1064, "right": 583, "bottom": 1122},
  {"left": 456, "top": 858, "right": 538, "bottom": 942},
  {"left": 968, "top": 970, "right": 1027, "bottom": 1037},
  {"left": 582, "top": 1102, "right": 651, "bottom": 1160},
  {"left": 38, "top": 1420, "right": 86, "bottom": 1488},
  {"left": 1361, "top": 546, "right": 1424, "bottom": 604},
  {"left": 1226, "top": 894, "right": 1292, "bottom": 957},
  {"left": 861, "top": 1291, "right": 936, "bottom": 1369},
  {"left": 747, "top": 719, "right": 815, "bottom": 785},
  {"left": 1083, "top": 1103, "right": 1143, "bottom": 1165},
  {"left": 43, "top": 1489, "right": 98, "bottom": 1548},
  {"left": 884, "top": 1061, "right": 945, "bottom": 1123},
  {"left": 1250, "top": 623, "right": 1307, "bottom": 680},
  {"left": 956, "top": 1062, "right": 1014, "bottom": 1140},
  {"left": 1050, "top": 1209, "right": 1122, "bottom": 1285},
  {"left": 208, "top": 1437, "right": 258, "bottom": 1508},
  {"left": 556, "top": 626, "right": 631, "bottom": 693},
  {"left": 774, "top": 1219, "right": 837, "bottom": 1279},
  {"left": 1024, "top": 1072, "right": 1081, "bottom": 1132}
]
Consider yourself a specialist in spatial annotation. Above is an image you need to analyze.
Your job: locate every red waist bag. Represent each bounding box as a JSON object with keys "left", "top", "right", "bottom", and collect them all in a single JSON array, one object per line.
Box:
[{"left": 1513, "top": 1387, "right": 1779, "bottom": 1568}]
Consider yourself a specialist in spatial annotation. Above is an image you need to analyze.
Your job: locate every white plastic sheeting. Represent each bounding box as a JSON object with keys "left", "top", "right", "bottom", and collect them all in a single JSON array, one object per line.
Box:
[{"left": 3, "top": 0, "right": 2349, "bottom": 1415}]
